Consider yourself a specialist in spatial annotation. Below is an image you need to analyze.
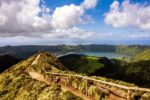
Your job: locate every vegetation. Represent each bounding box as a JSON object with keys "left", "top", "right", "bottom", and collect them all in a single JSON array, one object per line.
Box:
[
  {"left": 59, "top": 54, "right": 115, "bottom": 76},
  {"left": 61, "top": 91, "right": 82, "bottom": 100},
  {"left": 110, "top": 49, "right": 150, "bottom": 87},
  {"left": 111, "top": 59, "right": 150, "bottom": 88},
  {"left": 0, "top": 54, "right": 21, "bottom": 73},
  {"left": 81, "top": 56, "right": 104, "bottom": 74},
  {"left": 59, "top": 53, "right": 150, "bottom": 88},
  {"left": 59, "top": 54, "right": 109, "bottom": 75},
  {"left": 29, "top": 52, "right": 68, "bottom": 73},
  {"left": 133, "top": 49, "right": 150, "bottom": 61},
  {"left": 116, "top": 45, "right": 140, "bottom": 56},
  {"left": 0, "top": 53, "right": 81, "bottom": 100},
  {"left": 67, "top": 77, "right": 107, "bottom": 100},
  {"left": 0, "top": 51, "right": 149, "bottom": 100}
]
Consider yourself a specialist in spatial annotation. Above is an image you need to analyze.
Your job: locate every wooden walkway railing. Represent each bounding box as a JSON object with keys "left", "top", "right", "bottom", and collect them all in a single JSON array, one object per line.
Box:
[{"left": 42, "top": 67, "right": 150, "bottom": 100}]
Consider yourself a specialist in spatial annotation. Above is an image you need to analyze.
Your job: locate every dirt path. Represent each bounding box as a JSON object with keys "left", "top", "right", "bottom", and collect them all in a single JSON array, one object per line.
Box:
[
  {"left": 29, "top": 71, "right": 91, "bottom": 100},
  {"left": 29, "top": 54, "right": 91, "bottom": 100},
  {"left": 61, "top": 85, "right": 91, "bottom": 100},
  {"left": 31, "top": 54, "right": 41, "bottom": 65},
  {"left": 29, "top": 72, "right": 45, "bottom": 82},
  {"left": 107, "top": 94, "right": 126, "bottom": 100}
]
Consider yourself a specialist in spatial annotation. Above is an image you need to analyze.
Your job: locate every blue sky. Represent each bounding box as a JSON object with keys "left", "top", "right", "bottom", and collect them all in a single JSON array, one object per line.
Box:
[{"left": 0, "top": 0, "right": 150, "bottom": 46}]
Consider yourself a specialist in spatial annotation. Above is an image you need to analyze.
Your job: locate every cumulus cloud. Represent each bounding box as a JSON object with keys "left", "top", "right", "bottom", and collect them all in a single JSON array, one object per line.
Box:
[
  {"left": 52, "top": 4, "right": 84, "bottom": 29},
  {"left": 81, "top": 0, "right": 98, "bottom": 9},
  {"left": 104, "top": 0, "right": 150, "bottom": 30},
  {"left": 51, "top": 0, "right": 98, "bottom": 29},
  {"left": 0, "top": 0, "right": 51, "bottom": 34},
  {"left": 0, "top": 0, "right": 98, "bottom": 37}
]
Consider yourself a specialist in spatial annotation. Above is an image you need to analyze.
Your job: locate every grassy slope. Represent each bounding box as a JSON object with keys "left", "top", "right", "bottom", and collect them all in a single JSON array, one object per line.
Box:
[
  {"left": 59, "top": 54, "right": 149, "bottom": 87},
  {"left": 79, "top": 56, "right": 104, "bottom": 74},
  {"left": 59, "top": 54, "right": 137, "bottom": 87},
  {"left": 0, "top": 53, "right": 81, "bottom": 100},
  {"left": 59, "top": 54, "right": 106, "bottom": 75},
  {"left": 112, "top": 58, "right": 150, "bottom": 88},
  {"left": 1, "top": 52, "right": 149, "bottom": 100},
  {"left": 116, "top": 45, "right": 140, "bottom": 56},
  {"left": 134, "top": 49, "right": 150, "bottom": 61},
  {"left": 0, "top": 55, "right": 21, "bottom": 73}
]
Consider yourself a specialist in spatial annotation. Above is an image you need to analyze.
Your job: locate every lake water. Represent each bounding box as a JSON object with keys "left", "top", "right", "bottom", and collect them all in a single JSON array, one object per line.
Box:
[
  {"left": 82, "top": 52, "right": 130, "bottom": 59},
  {"left": 58, "top": 52, "right": 130, "bottom": 59}
]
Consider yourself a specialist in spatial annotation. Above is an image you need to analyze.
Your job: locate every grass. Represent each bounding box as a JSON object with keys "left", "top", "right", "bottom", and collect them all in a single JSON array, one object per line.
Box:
[
  {"left": 134, "top": 49, "right": 150, "bottom": 61},
  {"left": 0, "top": 52, "right": 149, "bottom": 100},
  {"left": 79, "top": 56, "right": 104, "bottom": 74},
  {"left": 86, "top": 56, "right": 99, "bottom": 60},
  {"left": 61, "top": 91, "right": 83, "bottom": 100},
  {"left": 0, "top": 52, "right": 82, "bottom": 100}
]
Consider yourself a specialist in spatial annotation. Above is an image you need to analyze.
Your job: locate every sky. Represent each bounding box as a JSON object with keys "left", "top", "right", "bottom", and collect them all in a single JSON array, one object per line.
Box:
[{"left": 0, "top": 0, "right": 150, "bottom": 46}]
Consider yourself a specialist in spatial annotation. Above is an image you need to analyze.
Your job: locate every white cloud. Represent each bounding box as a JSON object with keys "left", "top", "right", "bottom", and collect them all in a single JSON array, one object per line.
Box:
[
  {"left": 81, "top": 0, "right": 98, "bottom": 9},
  {"left": 52, "top": 4, "right": 84, "bottom": 29},
  {"left": 0, "top": 0, "right": 51, "bottom": 34},
  {"left": 81, "top": 15, "right": 95, "bottom": 24},
  {"left": 99, "top": 32, "right": 150, "bottom": 39},
  {"left": 51, "top": 0, "right": 98, "bottom": 29},
  {"left": 42, "top": 27, "right": 93, "bottom": 39},
  {"left": 0, "top": 0, "right": 98, "bottom": 37},
  {"left": 104, "top": 0, "right": 150, "bottom": 30}
]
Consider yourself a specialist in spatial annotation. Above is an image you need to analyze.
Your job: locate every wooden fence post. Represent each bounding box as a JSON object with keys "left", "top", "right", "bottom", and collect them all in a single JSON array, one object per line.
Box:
[
  {"left": 127, "top": 89, "right": 131, "bottom": 100},
  {"left": 86, "top": 80, "right": 88, "bottom": 96},
  {"left": 67, "top": 75, "right": 69, "bottom": 87},
  {"left": 52, "top": 74, "right": 54, "bottom": 83}
]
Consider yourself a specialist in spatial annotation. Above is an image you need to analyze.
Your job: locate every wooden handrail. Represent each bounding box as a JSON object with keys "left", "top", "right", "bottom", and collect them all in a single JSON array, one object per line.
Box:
[{"left": 42, "top": 67, "right": 150, "bottom": 92}]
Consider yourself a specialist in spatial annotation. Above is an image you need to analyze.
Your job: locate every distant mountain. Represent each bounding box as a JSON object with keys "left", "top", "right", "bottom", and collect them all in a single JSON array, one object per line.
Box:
[
  {"left": 0, "top": 54, "right": 21, "bottom": 73},
  {"left": 0, "top": 45, "right": 149, "bottom": 58},
  {"left": 0, "top": 45, "right": 116, "bottom": 58}
]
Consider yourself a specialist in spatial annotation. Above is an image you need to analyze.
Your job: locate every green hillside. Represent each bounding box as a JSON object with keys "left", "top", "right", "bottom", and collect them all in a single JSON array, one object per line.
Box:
[
  {"left": 0, "top": 54, "right": 21, "bottom": 73},
  {"left": 59, "top": 54, "right": 150, "bottom": 88},
  {"left": 0, "top": 53, "right": 81, "bottom": 100},
  {"left": 116, "top": 45, "right": 140, "bottom": 56},
  {"left": 59, "top": 54, "right": 114, "bottom": 76},
  {"left": 0, "top": 52, "right": 149, "bottom": 100},
  {"left": 133, "top": 49, "right": 150, "bottom": 61},
  {"left": 110, "top": 59, "right": 150, "bottom": 88}
]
